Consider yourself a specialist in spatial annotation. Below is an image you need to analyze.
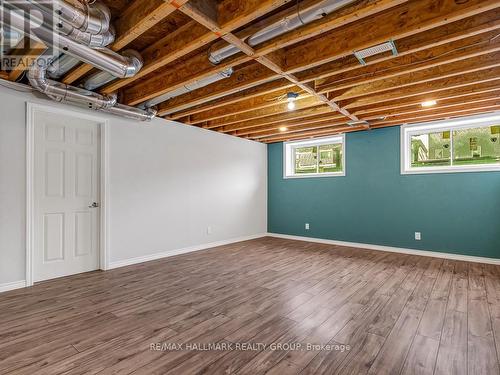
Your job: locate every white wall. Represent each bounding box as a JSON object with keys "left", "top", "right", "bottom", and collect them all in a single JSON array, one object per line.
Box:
[{"left": 0, "top": 84, "right": 267, "bottom": 286}]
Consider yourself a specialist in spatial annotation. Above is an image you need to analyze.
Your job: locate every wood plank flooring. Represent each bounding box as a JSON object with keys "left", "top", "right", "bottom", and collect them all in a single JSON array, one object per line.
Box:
[{"left": 1, "top": 237, "right": 499, "bottom": 374}]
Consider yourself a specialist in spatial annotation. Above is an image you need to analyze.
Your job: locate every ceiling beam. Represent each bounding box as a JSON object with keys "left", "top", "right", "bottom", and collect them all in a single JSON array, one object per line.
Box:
[
  {"left": 351, "top": 81, "right": 500, "bottom": 115},
  {"left": 248, "top": 118, "right": 349, "bottom": 139},
  {"left": 233, "top": 113, "right": 348, "bottom": 136},
  {"left": 258, "top": 124, "right": 357, "bottom": 143},
  {"left": 295, "top": 9, "right": 500, "bottom": 83},
  {"left": 279, "top": 0, "right": 500, "bottom": 74},
  {"left": 369, "top": 106, "right": 500, "bottom": 128},
  {"left": 329, "top": 52, "right": 500, "bottom": 102},
  {"left": 203, "top": 96, "right": 325, "bottom": 128},
  {"left": 157, "top": 3, "right": 500, "bottom": 118},
  {"left": 121, "top": 0, "right": 406, "bottom": 106},
  {"left": 62, "top": 0, "right": 189, "bottom": 84},
  {"left": 120, "top": 0, "right": 297, "bottom": 105},
  {"left": 342, "top": 66, "right": 500, "bottom": 109},
  {"left": 181, "top": 87, "right": 309, "bottom": 124},
  {"left": 166, "top": 79, "right": 295, "bottom": 118},
  {"left": 259, "top": 103, "right": 500, "bottom": 143},
  {"left": 172, "top": 29, "right": 500, "bottom": 123},
  {"left": 262, "top": 52, "right": 500, "bottom": 124},
  {"left": 358, "top": 92, "right": 500, "bottom": 120},
  {"left": 7, "top": 38, "right": 45, "bottom": 81},
  {"left": 316, "top": 31, "right": 500, "bottom": 93},
  {"left": 101, "top": 0, "right": 322, "bottom": 95},
  {"left": 214, "top": 105, "right": 335, "bottom": 133}
]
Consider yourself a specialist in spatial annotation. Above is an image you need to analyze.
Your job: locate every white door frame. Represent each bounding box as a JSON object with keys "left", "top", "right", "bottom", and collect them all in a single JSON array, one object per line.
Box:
[{"left": 26, "top": 102, "right": 110, "bottom": 286}]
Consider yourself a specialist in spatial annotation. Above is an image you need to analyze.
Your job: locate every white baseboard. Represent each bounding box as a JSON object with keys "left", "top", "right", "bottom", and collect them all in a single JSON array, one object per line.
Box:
[
  {"left": 0, "top": 280, "right": 27, "bottom": 293},
  {"left": 267, "top": 233, "right": 500, "bottom": 265},
  {"left": 108, "top": 233, "right": 267, "bottom": 269}
]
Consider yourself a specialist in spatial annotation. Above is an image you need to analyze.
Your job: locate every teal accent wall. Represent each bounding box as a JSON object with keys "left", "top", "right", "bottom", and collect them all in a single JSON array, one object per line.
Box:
[{"left": 268, "top": 126, "right": 500, "bottom": 258}]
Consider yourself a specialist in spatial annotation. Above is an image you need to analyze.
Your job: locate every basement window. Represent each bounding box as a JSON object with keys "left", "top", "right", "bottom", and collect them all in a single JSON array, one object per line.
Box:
[
  {"left": 401, "top": 113, "right": 500, "bottom": 174},
  {"left": 283, "top": 135, "right": 345, "bottom": 178}
]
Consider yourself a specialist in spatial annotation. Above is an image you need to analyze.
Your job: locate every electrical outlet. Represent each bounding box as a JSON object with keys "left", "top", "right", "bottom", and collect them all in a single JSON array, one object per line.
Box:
[
  {"left": 207, "top": 226, "right": 212, "bottom": 235},
  {"left": 415, "top": 232, "right": 421, "bottom": 241},
  {"left": 305, "top": 223, "right": 310, "bottom": 230}
]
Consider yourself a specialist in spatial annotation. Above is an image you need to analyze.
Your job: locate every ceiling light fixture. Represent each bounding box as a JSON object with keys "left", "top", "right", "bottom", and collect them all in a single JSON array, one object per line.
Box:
[
  {"left": 421, "top": 100, "right": 437, "bottom": 107},
  {"left": 279, "top": 126, "right": 288, "bottom": 132},
  {"left": 287, "top": 92, "right": 299, "bottom": 111}
]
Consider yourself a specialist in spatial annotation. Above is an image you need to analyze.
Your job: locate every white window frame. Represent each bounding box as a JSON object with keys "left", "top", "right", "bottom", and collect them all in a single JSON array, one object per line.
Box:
[
  {"left": 283, "top": 134, "right": 346, "bottom": 178},
  {"left": 401, "top": 112, "right": 500, "bottom": 175}
]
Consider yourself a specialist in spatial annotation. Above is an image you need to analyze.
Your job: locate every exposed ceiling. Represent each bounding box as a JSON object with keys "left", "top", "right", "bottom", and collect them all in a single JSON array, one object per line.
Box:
[{"left": 2, "top": 0, "right": 500, "bottom": 143}]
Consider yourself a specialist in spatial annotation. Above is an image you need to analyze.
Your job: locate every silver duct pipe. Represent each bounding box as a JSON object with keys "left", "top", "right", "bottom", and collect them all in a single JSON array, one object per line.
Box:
[
  {"left": 28, "top": 51, "right": 155, "bottom": 121},
  {"left": 46, "top": 53, "right": 81, "bottom": 78},
  {"left": 208, "top": 0, "right": 356, "bottom": 64},
  {"left": 82, "top": 50, "right": 143, "bottom": 91},
  {"left": 39, "top": 0, "right": 111, "bottom": 35},
  {"left": 1, "top": 27, "right": 23, "bottom": 54},
  {"left": 141, "top": 67, "right": 234, "bottom": 110},
  {"left": 3, "top": 1, "right": 138, "bottom": 78},
  {"left": 12, "top": 0, "right": 114, "bottom": 48},
  {"left": 103, "top": 103, "right": 157, "bottom": 121},
  {"left": 28, "top": 53, "right": 117, "bottom": 109}
]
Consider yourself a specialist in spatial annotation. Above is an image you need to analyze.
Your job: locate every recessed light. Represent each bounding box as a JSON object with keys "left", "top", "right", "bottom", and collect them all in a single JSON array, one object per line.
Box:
[
  {"left": 287, "top": 101, "right": 296, "bottom": 110},
  {"left": 279, "top": 126, "right": 288, "bottom": 132},
  {"left": 421, "top": 100, "right": 437, "bottom": 107}
]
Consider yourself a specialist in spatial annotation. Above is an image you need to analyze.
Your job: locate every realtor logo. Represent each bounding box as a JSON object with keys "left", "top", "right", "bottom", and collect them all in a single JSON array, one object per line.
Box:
[{"left": 0, "top": 1, "right": 56, "bottom": 71}]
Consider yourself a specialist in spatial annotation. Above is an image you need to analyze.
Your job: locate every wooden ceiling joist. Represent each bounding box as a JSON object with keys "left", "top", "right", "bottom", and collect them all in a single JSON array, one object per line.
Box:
[
  {"left": 259, "top": 102, "right": 500, "bottom": 143},
  {"left": 342, "top": 67, "right": 500, "bottom": 109},
  {"left": 166, "top": 80, "right": 296, "bottom": 119},
  {"left": 368, "top": 107, "right": 500, "bottom": 129},
  {"left": 316, "top": 31, "right": 500, "bottom": 93},
  {"left": 247, "top": 118, "right": 350, "bottom": 139},
  {"left": 155, "top": 0, "right": 500, "bottom": 122},
  {"left": 121, "top": 0, "right": 409, "bottom": 106},
  {"left": 62, "top": 0, "right": 190, "bottom": 84},
  {"left": 295, "top": 9, "right": 500, "bottom": 83},
  {"left": 359, "top": 92, "right": 500, "bottom": 121},
  {"left": 3, "top": 0, "right": 499, "bottom": 143},
  {"left": 179, "top": 29, "right": 500, "bottom": 126},
  {"left": 330, "top": 52, "right": 500, "bottom": 102},
  {"left": 7, "top": 38, "right": 45, "bottom": 82},
  {"left": 181, "top": 88, "right": 310, "bottom": 124},
  {"left": 233, "top": 113, "right": 348, "bottom": 136},
  {"left": 202, "top": 96, "right": 325, "bottom": 128},
  {"left": 214, "top": 105, "right": 336, "bottom": 133},
  {"left": 352, "top": 81, "right": 500, "bottom": 115},
  {"left": 279, "top": 0, "right": 500, "bottom": 74}
]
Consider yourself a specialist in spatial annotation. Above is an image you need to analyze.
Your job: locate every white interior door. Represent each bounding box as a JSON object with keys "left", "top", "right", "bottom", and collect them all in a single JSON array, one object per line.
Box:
[{"left": 33, "top": 108, "right": 100, "bottom": 282}]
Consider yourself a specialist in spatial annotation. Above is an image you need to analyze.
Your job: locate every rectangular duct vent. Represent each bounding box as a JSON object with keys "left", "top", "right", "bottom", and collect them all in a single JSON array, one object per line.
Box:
[{"left": 354, "top": 40, "right": 398, "bottom": 65}]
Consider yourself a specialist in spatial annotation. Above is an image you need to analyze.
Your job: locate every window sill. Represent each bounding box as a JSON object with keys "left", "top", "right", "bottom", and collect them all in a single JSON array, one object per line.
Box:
[
  {"left": 284, "top": 172, "right": 346, "bottom": 179},
  {"left": 401, "top": 165, "right": 500, "bottom": 175}
]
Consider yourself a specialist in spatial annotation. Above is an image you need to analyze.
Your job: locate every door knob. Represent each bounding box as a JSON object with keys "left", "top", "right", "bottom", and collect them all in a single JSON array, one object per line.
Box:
[{"left": 88, "top": 202, "right": 99, "bottom": 208}]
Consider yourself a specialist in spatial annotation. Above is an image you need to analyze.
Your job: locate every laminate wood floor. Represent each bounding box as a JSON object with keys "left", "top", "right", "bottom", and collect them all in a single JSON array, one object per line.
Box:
[{"left": 1, "top": 237, "right": 500, "bottom": 374}]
